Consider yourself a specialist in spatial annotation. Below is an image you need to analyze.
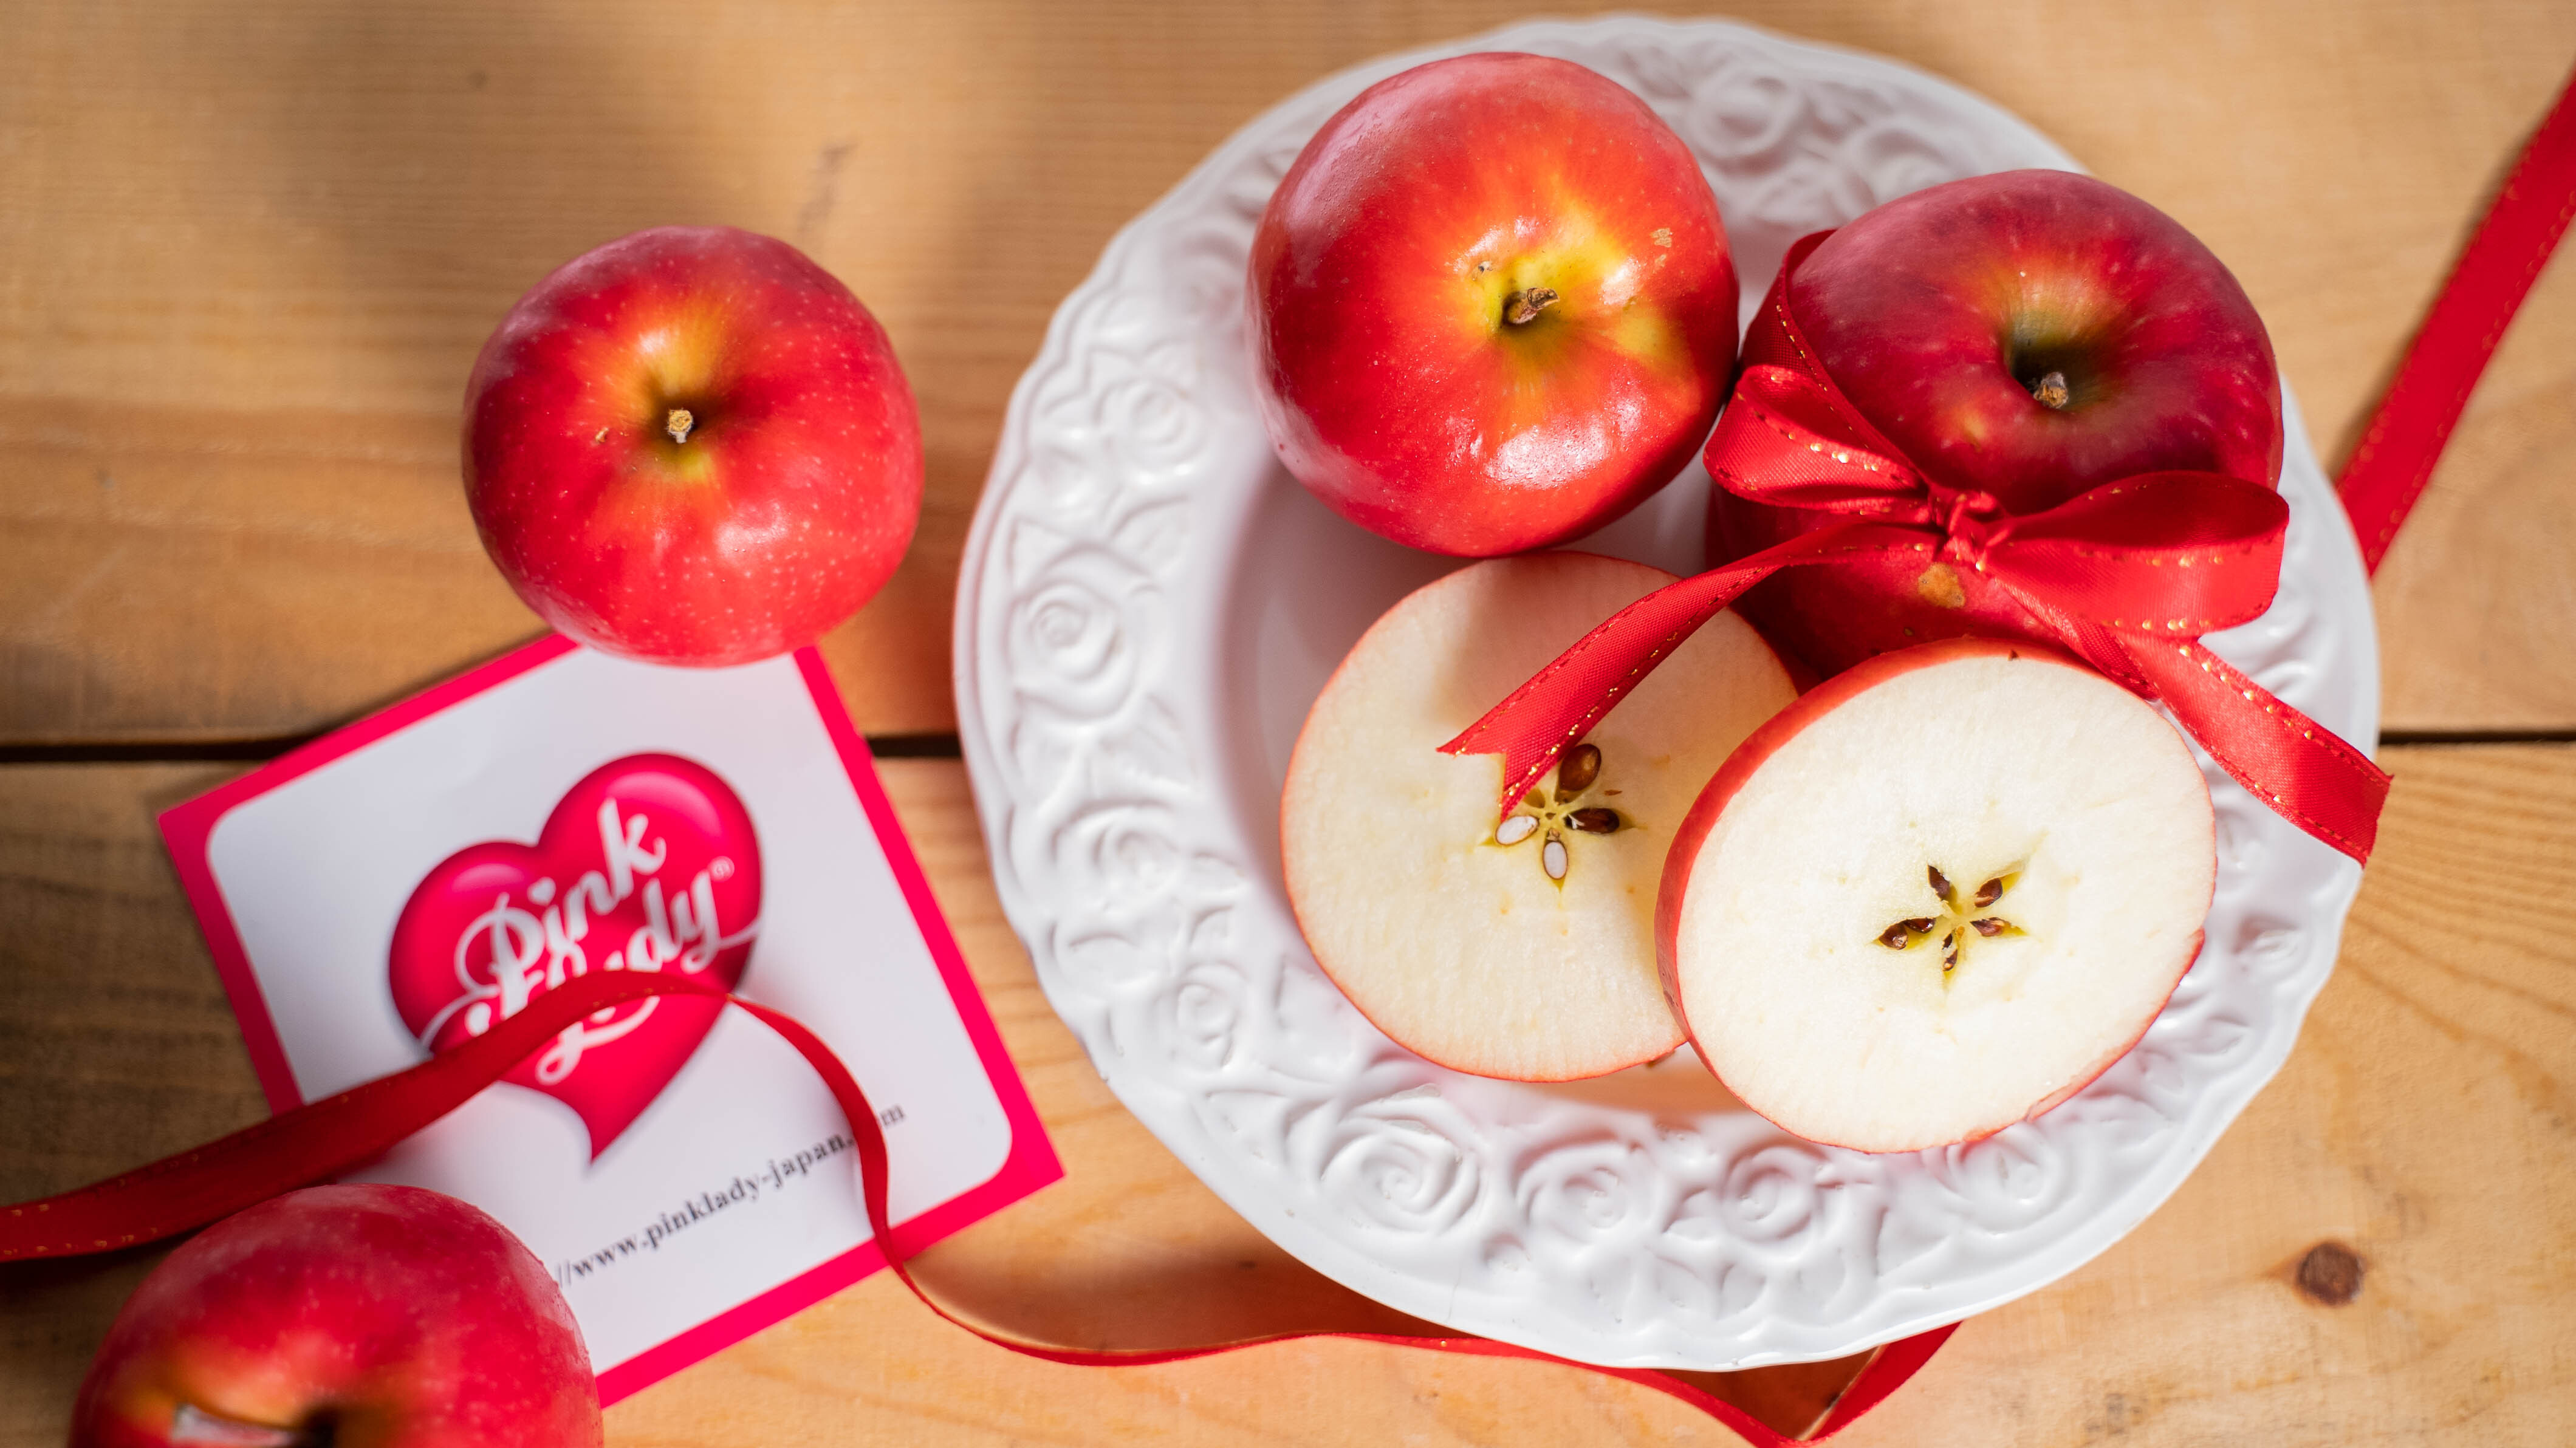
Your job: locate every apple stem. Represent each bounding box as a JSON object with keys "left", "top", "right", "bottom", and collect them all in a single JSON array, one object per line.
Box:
[
  {"left": 665, "top": 408, "right": 695, "bottom": 445},
  {"left": 2027, "top": 370, "right": 2071, "bottom": 410},
  {"left": 1501, "top": 287, "right": 1560, "bottom": 326}
]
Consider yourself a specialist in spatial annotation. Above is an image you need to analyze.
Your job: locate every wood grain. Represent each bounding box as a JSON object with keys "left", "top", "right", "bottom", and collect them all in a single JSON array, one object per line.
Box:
[
  {"left": 1866, "top": 743, "right": 2576, "bottom": 1445},
  {"left": 2, "top": 745, "right": 2568, "bottom": 1446},
  {"left": 2369, "top": 241, "right": 2576, "bottom": 733},
  {"left": 0, "top": 763, "right": 264, "bottom": 1436},
  {"left": 2, "top": 2, "right": 2569, "bottom": 1439},
  {"left": 2, "top": 0, "right": 2569, "bottom": 743}
]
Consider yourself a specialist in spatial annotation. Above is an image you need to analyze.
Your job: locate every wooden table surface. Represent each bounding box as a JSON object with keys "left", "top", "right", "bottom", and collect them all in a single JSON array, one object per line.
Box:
[{"left": 4, "top": 2, "right": 2572, "bottom": 1443}]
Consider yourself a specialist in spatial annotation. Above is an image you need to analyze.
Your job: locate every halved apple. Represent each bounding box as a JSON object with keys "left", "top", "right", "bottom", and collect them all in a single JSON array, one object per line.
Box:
[
  {"left": 1657, "top": 638, "right": 2216, "bottom": 1151},
  {"left": 1283, "top": 552, "right": 1795, "bottom": 1081}
]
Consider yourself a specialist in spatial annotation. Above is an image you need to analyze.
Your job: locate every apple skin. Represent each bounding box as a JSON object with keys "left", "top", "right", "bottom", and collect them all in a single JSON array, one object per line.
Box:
[
  {"left": 465, "top": 225, "right": 923, "bottom": 666},
  {"left": 1710, "top": 169, "right": 2281, "bottom": 675},
  {"left": 70, "top": 1184, "right": 600, "bottom": 1448},
  {"left": 1251, "top": 52, "right": 1738, "bottom": 556},
  {"left": 1654, "top": 637, "right": 2210, "bottom": 1152}
]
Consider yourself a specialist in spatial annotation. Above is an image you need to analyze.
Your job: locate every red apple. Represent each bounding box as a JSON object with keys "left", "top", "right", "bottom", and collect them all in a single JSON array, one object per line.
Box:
[
  {"left": 1250, "top": 53, "right": 1738, "bottom": 556},
  {"left": 465, "top": 225, "right": 923, "bottom": 666},
  {"left": 70, "top": 1184, "right": 598, "bottom": 1448},
  {"left": 1710, "top": 169, "right": 2281, "bottom": 675},
  {"left": 1656, "top": 639, "right": 2216, "bottom": 1152}
]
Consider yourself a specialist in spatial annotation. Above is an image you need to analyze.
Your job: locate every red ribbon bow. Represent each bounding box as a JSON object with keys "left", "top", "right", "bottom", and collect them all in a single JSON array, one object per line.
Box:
[{"left": 1444, "top": 233, "right": 2391, "bottom": 864}]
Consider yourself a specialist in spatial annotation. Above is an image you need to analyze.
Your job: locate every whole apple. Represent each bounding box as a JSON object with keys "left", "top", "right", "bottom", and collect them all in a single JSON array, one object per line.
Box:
[
  {"left": 1250, "top": 53, "right": 1738, "bottom": 556},
  {"left": 70, "top": 1184, "right": 600, "bottom": 1448},
  {"left": 1709, "top": 169, "right": 2282, "bottom": 674},
  {"left": 465, "top": 225, "right": 923, "bottom": 666}
]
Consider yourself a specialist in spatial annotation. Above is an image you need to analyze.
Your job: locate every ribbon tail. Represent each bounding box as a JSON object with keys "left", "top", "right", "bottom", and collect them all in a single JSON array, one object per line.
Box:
[
  {"left": 2108, "top": 635, "right": 2390, "bottom": 864},
  {"left": 2337, "top": 62, "right": 2576, "bottom": 574},
  {"left": 0, "top": 970, "right": 1951, "bottom": 1443},
  {"left": 0, "top": 971, "right": 696, "bottom": 1260},
  {"left": 1439, "top": 522, "right": 1933, "bottom": 819}
]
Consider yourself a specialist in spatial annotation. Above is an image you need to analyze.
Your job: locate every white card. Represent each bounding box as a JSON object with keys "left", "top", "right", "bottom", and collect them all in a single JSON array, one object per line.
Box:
[{"left": 162, "top": 638, "right": 1058, "bottom": 1403}]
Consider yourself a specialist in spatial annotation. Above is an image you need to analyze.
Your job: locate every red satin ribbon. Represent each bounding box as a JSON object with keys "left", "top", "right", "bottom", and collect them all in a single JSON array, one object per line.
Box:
[
  {"left": 0, "top": 971, "right": 1947, "bottom": 1446},
  {"left": 2339, "top": 63, "right": 2576, "bottom": 574},
  {"left": 1445, "top": 232, "right": 2392, "bottom": 864}
]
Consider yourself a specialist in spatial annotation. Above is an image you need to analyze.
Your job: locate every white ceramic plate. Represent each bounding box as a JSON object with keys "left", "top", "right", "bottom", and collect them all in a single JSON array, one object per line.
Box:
[{"left": 955, "top": 15, "right": 2376, "bottom": 1370}]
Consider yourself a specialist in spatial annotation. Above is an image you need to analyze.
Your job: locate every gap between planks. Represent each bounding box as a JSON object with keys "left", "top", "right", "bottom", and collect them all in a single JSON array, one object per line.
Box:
[
  {"left": 0, "top": 733, "right": 967, "bottom": 765},
  {"left": 0, "top": 730, "right": 2562, "bottom": 767}
]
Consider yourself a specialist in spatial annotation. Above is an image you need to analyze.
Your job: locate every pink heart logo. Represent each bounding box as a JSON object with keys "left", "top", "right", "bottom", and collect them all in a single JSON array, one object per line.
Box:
[{"left": 389, "top": 753, "right": 762, "bottom": 1159}]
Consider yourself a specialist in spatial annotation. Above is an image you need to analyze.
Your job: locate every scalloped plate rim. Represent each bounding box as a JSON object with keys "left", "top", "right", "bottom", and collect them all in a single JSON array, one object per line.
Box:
[{"left": 956, "top": 13, "right": 2376, "bottom": 1370}]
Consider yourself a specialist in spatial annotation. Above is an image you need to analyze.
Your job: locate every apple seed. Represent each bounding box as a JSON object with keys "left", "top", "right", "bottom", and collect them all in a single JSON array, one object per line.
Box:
[
  {"left": 1876, "top": 917, "right": 1937, "bottom": 949},
  {"left": 1878, "top": 867, "right": 2021, "bottom": 970},
  {"left": 1557, "top": 742, "right": 1603, "bottom": 797},
  {"left": 1492, "top": 739, "right": 1626, "bottom": 881}
]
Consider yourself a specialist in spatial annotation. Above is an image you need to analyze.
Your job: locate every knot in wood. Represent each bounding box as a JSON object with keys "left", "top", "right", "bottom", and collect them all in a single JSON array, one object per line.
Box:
[{"left": 2295, "top": 1240, "right": 2364, "bottom": 1305}]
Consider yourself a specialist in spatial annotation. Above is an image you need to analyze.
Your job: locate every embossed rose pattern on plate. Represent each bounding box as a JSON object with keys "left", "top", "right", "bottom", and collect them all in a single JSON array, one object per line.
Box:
[{"left": 956, "top": 16, "right": 2376, "bottom": 1368}]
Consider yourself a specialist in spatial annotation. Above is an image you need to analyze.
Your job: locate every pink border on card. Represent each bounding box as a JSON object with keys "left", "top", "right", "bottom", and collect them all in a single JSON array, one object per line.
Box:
[{"left": 156, "top": 637, "right": 1063, "bottom": 1408}]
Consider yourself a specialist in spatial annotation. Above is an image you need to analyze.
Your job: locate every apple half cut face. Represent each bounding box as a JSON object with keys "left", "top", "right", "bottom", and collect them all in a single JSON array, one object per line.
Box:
[
  {"left": 1657, "top": 639, "right": 2216, "bottom": 1152},
  {"left": 1282, "top": 552, "right": 1795, "bottom": 1082}
]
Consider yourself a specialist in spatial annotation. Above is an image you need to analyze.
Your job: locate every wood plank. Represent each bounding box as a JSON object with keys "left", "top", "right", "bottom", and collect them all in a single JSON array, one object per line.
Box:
[
  {"left": 3, "top": 0, "right": 2571, "bottom": 745},
  {"left": 2, "top": 745, "right": 2569, "bottom": 1444},
  {"left": 1857, "top": 742, "right": 2576, "bottom": 1445},
  {"left": 0, "top": 763, "right": 264, "bottom": 1435},
  {"left": 2368, "top": 241, "right": 2576, "bottom": 733}
]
